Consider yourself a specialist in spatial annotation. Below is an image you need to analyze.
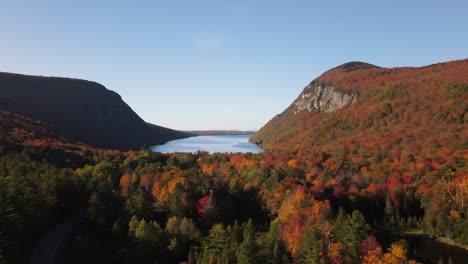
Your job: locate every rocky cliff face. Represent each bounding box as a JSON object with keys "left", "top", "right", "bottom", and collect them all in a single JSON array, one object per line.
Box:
[{"left": 290, "top": 82, "right": 357, "bottom": 114}]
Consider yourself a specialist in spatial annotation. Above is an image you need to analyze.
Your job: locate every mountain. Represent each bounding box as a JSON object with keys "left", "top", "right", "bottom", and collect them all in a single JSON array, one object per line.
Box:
[
  {"left": 0, "top": 72, "right": 191, "bottom": 150},
  {"left": 251, "top": 59, "right": 468, "bottom": 159}
]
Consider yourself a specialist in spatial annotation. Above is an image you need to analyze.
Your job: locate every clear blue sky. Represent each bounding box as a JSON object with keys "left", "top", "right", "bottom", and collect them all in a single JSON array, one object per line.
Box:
[{"left": 1, "top": 1, "right": 467, "bottom": 130}]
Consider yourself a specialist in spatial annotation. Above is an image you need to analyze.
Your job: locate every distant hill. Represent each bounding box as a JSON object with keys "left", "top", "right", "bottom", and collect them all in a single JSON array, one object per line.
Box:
[
  {"left": 188, "top": 130, "right": 256, "bottom": 135},
  {"left": 251, "top": 59, "right": 468, "bottom": 159},
  {"left": 0, "top": 72, "right": 191, "bottom": 150}
]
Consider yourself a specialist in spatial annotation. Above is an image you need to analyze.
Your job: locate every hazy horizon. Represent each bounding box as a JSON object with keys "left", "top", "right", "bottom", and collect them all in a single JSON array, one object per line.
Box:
[{"left": 1, "top": 0, "right": 468, "bottom": 130}]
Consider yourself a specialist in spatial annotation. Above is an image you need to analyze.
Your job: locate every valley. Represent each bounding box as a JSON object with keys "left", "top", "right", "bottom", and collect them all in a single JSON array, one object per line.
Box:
[
  {"left": 1, "top": 58, "right": 466, "bottom": 264},
  {"left": 3, "top": 1, "right": 468, "bottom": 263}
]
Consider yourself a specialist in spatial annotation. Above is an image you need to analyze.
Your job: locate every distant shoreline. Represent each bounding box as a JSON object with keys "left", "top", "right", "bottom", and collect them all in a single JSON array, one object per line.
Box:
[{"left": 186, "top": 130, "right": 256, "bottom": 136}]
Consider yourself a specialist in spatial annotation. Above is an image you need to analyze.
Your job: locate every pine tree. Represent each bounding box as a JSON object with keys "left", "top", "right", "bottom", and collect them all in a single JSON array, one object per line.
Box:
[
  {"left": 128, "top": 215, "right": 140, "bottom": 236},
  {"left": 332, "top": 208, "right": 368, "bottom": 263},
  {"left": 135, "top": 219, "right": 163, "bottom": 244},
  {"left": 87, "top": 192, "right": 105, "bottom": 226},
  {"left": 125, "top": 189, "right": 152, "bottom": 218},
  {"left": 300, "top": 226, "right": 325, "bottom": 264},
  {"left": 350, "top": 210, "right": 369, "bottom": 242},
  {"left": 231, "top": 220, "right": 242, "bottom": 244},
  {"left": 135, "top": 218, "right": 147, "bottom": 239},
  {"left": 202, "top": 224, "right": 229, "bottom": 256},
  {"left": 166, "top": 216, "right": 179, "bottom": 235},
  {"left": 348, "top": 210, "right": 369, "bottom": 261},
  {"left": 265, "top": 218, "right": 289, "bottom": 264},
  {"left": 169, "top": 182, "right": 188, "bottom": 216},
  {"left": 180, "top": 217, "right": 201, "bottom": 241},
  {"left": 332, "top": 207, "right": 352, "bottom": 243},
  {"left": 237, "top": 219, "right": 257, "bottom": 264}
]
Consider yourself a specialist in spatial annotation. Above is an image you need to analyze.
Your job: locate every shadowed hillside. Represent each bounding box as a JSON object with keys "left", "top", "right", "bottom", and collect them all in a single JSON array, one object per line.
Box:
[{"left": 0, "top": 72, "right": 191, "bottom": 150}]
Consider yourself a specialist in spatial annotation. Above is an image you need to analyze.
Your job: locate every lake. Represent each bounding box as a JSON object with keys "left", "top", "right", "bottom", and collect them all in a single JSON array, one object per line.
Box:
[
  {"left": 401, "top": 234, "right": 467, "bottom": 264},
  {"left": 377, "top": 232, "right": 468, "bottom": 264},
  {"left": 150, "top": 134, "right": 263, "bottom": 154}
]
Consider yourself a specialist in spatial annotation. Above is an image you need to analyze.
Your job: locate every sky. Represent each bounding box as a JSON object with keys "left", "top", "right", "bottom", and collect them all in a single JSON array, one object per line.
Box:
[{"left": 1, "top": 0, "right": 467, "bottom": 130}]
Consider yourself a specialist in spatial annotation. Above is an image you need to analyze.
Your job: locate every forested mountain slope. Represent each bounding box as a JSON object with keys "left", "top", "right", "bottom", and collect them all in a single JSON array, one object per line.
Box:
[
  {"left": 0, "top": 111, "right": 113, "bottom": 167},
  {"left": 252, "top": 59, "right": 468, "bottom": 163},
  {"left": 0, "top": 72, "right": 190, "bottom": 150}
]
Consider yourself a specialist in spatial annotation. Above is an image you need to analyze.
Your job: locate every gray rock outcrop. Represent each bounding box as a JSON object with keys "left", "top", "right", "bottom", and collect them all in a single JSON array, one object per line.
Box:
[{"left": 291, "top": 83, "right": 357, "bottom": 114}]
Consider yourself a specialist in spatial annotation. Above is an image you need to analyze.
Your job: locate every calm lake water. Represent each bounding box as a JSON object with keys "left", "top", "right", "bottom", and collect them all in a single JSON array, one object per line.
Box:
[
  {"left": 378, "top": 232, "right": 468, "bottom": 264},
  {"left": 150, "top": 134, "right": 263, "bottom": 154},
  {"left": 401, "top": 234, "right": 467, "bottom": 264}
]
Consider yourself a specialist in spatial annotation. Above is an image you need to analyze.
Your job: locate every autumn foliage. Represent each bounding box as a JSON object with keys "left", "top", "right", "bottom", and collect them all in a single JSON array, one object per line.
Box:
[{"left": 1, "top": 59, "right": 467, "bottom": 263}]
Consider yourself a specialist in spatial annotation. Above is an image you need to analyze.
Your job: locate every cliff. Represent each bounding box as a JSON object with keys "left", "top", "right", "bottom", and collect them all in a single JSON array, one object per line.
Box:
[
  {"left": 0, "top": 72, "right": 191, "bottom": 150},
  {"left": 251, "top": 59, "right": 468, "bottom": 156}
]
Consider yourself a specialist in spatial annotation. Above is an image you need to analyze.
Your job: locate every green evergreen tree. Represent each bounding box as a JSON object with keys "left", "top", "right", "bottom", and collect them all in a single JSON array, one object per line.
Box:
[
  {"left": 135, "top": 218, "right": 147, "bottom": 239},
  {"left": 166, "top": 216, "right": 179, "bottom": 235},
  {"left": 128, "top": 215, "right": 140, "bottom": 236},
  {"left": 125, "top": 189, "right": 152, "bottom": 218},
  {"left": 237, "top": 219, "right": 257, "bottom": 264},
  {"left": 347, "top": 210, "right": 369, "bottom": 261},
  {"left": 168, "top": 237, "right": 178, "bottom": 251},
  {"left": 332, "top": 207, "right": 352, "bottom": 243},
  {"left": 87, "top": 192, "right": 105, "bottom": 225},
  {"left": 180, "top": 217, "right": 201, "bottom": 241},
  {"left": 202, "top": 224, "right": 229, "bottom": 256},
  {"left": 265, "top": 218, "right": 289, "bottom": 264},
  {"left": 332, "top": 208, "right": 367, "bottom": 263},
  {"left": 350, "top": 210, "right": 369, "bottom": 242},
  {"left": 135, "top": 219, "right": 163, "bottom": 244},
  {"left": 300, "top": 226, "right": 326, "bottom": 264},
  {"left": 230, "top": 220, "right": 242, "bottom": 244},
  {"left": 222, "top": 224, "right": 238, "bottom": 263},
  {"left": 169, "top": 183, "right": 188, "bottom": 216}
]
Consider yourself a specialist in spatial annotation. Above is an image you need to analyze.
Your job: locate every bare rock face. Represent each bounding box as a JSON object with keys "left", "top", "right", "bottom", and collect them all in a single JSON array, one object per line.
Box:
[{"left": 291, "top": 83, "right": 357, "bottom": 114}]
